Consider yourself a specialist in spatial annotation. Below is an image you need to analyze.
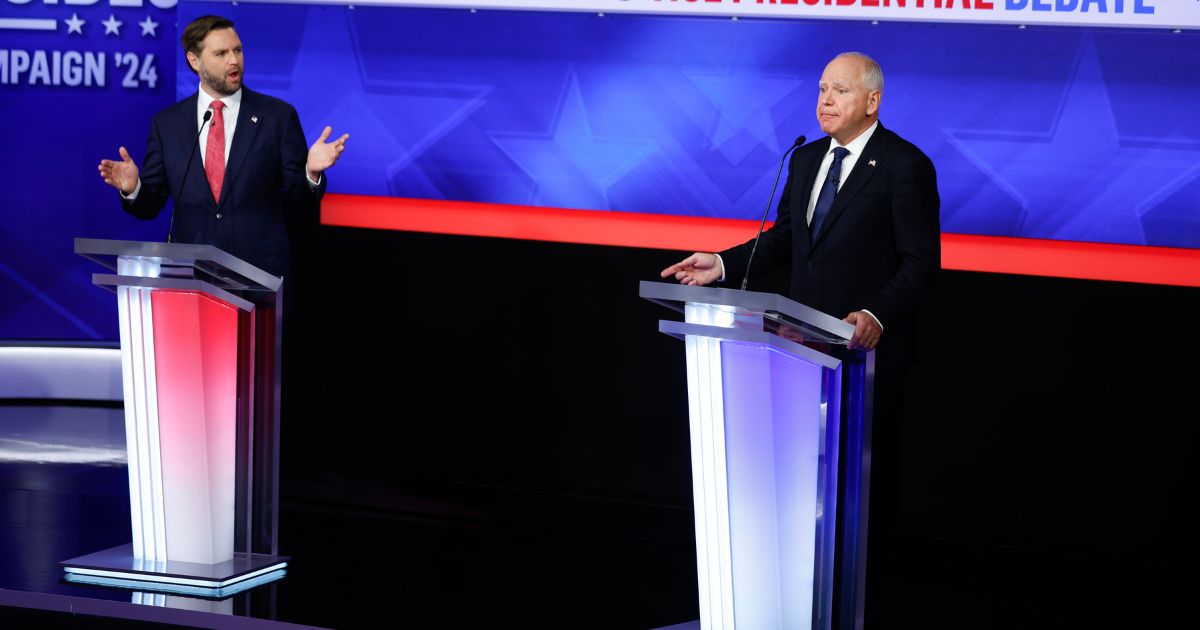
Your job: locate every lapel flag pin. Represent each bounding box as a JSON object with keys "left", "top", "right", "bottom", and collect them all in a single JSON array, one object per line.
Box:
[
  {"left": 251, "top": 115, "right": 258, "bottom": 124},
  {"left": 868, "top": 159, "right": 876, "bottom": 167}
]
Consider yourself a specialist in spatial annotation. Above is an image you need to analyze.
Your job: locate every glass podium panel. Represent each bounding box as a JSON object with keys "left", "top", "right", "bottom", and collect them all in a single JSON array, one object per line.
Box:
[{"left": 640, "top": 281, "right": 873, "bottom": 630}]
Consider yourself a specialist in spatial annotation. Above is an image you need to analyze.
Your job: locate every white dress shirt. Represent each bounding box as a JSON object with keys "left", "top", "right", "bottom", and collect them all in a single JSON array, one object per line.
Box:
[
  {"left": 196, "top": 86, "right": 242, "bottom": 169},
  {"left": 805, "top": 121, "right": 878, "bottom": 227}
]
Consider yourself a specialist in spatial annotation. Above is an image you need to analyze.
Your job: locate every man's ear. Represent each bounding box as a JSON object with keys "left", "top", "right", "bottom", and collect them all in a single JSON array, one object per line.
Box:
[
  {"left": 867, "top": 90, "right": 881, "bottom": 117},
  {"left": 186, "top": 51, "right": 200, "bottom": 74}
]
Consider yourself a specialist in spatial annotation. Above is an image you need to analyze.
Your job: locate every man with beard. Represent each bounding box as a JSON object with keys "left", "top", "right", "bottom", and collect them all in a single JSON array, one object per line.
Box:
[{"left": 98, "top": 14, "right": 348, "bottom": 278}]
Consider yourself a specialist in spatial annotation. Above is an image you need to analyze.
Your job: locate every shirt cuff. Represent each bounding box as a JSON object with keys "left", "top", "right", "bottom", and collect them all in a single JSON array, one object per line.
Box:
[
  {"left": 306, "top": 171, "right": 322, "bottom": 187},
  {"left": 121, "top": 179, "right": 142, "bottom": 201},
  {"left": 715, "top": 254, "right": 726, "bottom": 283},
  {"left": 860, "top": 309, "right": 884, "bottom": 330}
]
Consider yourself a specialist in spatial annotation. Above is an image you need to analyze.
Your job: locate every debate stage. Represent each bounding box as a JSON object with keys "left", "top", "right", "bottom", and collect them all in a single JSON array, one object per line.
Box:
[
  {"left": 3, "top": 374, "right": 1195, "bottom": 628},
  {"left": 0, "top": 402, "right": 705, "bottom": 629},
  {"left": 3, "top": 222, "right": 1198, "bottom": 630}
]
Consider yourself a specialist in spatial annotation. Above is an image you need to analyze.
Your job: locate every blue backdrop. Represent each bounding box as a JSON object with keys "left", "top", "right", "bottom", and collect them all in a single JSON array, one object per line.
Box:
[
  {"left": 1, "top": 2, "right": 175, "bottom": 341},
  {"left": 3, "top": 3, "right": 1198, "bottom": 340}
]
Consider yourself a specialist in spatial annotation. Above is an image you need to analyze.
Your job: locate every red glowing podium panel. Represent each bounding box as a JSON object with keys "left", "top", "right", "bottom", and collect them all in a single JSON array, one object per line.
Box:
[{"left": 67, "top": 238, "right": 287, "bottom": 596}]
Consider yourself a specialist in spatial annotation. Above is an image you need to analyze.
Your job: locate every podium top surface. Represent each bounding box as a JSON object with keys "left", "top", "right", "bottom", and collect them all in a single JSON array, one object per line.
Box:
[
  {"left": 75, "top": 238, "right": 282, "bottom": 296},
  {"left": 639, "top": 281, "right": 855, "bottom": 345}
]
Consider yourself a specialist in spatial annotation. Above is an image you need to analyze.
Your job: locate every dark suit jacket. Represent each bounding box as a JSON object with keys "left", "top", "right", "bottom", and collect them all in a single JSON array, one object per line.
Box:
[
  {"left": 123, "top": 87, "right": 324, "bottom": 277},
  {"left": 720, "top": 123, "right": 940, "bottom": 373}
]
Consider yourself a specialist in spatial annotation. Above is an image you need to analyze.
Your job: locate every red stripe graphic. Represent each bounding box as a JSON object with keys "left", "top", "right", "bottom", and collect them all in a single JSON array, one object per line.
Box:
[{"left": 322, "top": 194, "right": 1200, "bottom": 288}]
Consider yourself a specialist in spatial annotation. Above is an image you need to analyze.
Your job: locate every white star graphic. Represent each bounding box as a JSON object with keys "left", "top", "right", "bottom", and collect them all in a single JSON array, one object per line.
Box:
[
  {"left": 138, "top": 15, "right": 158, "bottom": 38},
  {"left": 64, "top": 13, "right": 85, "bottom": 35},
  {"left": 101, "top": 15, "right": 122, "bottom": 36}
]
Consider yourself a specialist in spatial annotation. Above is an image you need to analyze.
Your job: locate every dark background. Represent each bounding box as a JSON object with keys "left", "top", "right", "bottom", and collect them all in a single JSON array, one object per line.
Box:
[{"left": 266, "top": 223, "right": 1200, "bottom": 628}]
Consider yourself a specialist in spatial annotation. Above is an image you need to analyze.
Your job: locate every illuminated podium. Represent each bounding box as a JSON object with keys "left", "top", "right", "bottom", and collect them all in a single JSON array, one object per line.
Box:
[
  {"left": 641, "top": 282, "right": 874, "bottom": 630},
  {"left": 64, "top": 238, "right": 288, "bottom": 597}
]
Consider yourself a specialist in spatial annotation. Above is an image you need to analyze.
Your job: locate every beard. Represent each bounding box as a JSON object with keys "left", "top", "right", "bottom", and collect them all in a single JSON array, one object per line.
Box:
[{"left": 199, "top": 63, "right": 240, "bottom": 97}]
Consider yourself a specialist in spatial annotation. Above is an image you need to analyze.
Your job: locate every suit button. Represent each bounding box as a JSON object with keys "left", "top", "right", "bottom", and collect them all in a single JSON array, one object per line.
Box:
[
  {"left": 216, "top": 213, "right": 223, "bottom": 219},
  {"left": 807, "top": 261, "right": 814, "bottom": 269}
]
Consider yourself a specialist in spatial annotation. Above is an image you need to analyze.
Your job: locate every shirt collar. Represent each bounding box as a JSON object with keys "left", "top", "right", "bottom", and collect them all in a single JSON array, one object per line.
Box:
[
  {"left": 197, "top": 85, "right": 243, "bottom": 116},
  {"left": 830, "top": 120, "right": 879, "bottom": 158}
]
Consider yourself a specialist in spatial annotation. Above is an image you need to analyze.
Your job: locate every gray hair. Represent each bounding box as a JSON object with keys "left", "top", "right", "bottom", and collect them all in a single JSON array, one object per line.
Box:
[{"left": 835, "top": 52, "right": 884, "bottom": 93}]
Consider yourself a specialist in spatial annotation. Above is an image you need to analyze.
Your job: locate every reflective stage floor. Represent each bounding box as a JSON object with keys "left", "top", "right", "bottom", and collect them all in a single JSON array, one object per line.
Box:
[
  {"left": 0, "top": 404, "right": 701, "bottom": 629},
  {"left": 2, "top": 404, "right": 1196, "bottom": 629}
]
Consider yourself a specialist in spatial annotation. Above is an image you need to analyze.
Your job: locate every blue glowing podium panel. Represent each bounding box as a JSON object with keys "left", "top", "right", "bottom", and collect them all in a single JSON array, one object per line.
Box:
[{"left": 640, "top": 282, "right": 874, "bottom": 630}]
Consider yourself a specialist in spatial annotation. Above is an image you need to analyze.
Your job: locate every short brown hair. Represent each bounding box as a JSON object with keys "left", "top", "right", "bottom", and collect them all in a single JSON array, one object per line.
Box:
[{"left": 181, "top": 15, "right": 235, "bottom": 75}]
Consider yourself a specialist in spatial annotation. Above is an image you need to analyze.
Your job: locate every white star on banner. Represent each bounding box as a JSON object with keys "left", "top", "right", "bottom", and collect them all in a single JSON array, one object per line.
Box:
[
  {"left": 102, "top": 15, "right": 122, "bottom": 36},
  {"left": 64, "top": 13, "right": 85, "bottom": 35},
  {"left": 138, "top": 15, "right": 158, "bottom": 37}
]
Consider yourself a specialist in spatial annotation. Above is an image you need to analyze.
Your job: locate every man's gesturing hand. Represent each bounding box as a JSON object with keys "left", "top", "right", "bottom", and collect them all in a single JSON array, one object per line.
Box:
[
  {"left": 661, "top": 253, "right": 723, "bottom": 287},
  {"left": 97, "top": 147, "right": 140, "bottom": 195},
  {"left": 306, "top": 126, "right": 349, "bottom": 181}
]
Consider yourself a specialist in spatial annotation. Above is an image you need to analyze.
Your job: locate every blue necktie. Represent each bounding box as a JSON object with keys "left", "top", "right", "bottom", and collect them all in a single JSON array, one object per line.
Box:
[{"left": 810, "top": 146, "right": 850, "bottom": 239}]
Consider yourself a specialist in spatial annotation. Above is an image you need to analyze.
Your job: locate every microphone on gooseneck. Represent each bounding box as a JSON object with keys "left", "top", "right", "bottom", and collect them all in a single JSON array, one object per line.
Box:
[
  {"left": 741, "top": 135, "right": 805, "bottom": 291},
  {"left": 167, "top": 109, "right": 213, "bottom": 243}
]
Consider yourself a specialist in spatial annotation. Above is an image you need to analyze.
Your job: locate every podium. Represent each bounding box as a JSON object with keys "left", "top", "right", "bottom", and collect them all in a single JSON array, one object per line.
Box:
[
  {"left": 640, "top": 282, "right": 875, "bottom": 630},
  {"left": 63, "top": 238, "right": 289, "bottom": 597}
]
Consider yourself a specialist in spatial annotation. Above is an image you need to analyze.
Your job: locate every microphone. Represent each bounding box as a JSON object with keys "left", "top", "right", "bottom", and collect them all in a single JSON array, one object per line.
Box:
[
  {"left": 167, "top": 109, "right": 212, "bottom": 243},
  {"left": 740, "top": 135, "right": 805, "bottom": 291}
]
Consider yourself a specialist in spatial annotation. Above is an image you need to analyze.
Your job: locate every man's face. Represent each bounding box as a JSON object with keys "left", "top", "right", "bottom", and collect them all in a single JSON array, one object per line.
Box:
[
  {"left": 189, "top": 28, "right": 243, "bottom": 97},
  {"left": 816, "top": 56, "right": 880, "bottom": 145}
]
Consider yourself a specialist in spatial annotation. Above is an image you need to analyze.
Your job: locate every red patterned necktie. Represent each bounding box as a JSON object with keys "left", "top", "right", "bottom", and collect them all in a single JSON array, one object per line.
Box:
[{"left": 205, "top": 100, "right": 226, "bottom": 202}]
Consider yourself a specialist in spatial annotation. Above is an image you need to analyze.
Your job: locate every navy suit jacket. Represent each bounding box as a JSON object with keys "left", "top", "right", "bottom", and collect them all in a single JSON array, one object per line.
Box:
[
  {"left": 720, "top": 123, "right": 940, "bottom": 373},
  {"left": 123, "top": 87, "right": 324, "bottom": 277}
]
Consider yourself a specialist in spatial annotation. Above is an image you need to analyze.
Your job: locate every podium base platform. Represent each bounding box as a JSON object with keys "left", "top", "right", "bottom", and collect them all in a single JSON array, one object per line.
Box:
[{"left": 61, "top": 544, "right": 288, "bottom": 598}]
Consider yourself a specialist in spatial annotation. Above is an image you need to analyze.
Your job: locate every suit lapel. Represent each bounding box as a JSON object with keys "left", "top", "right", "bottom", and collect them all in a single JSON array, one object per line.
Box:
[
  {"left": 218, "top": 89, "right": 262, "bottom": 210},
  {"left": 173, "top": 94, "right": 212, "bottom": 207},
  {"left": 811, "top": 126, "right": 890, "bottom": 248}
]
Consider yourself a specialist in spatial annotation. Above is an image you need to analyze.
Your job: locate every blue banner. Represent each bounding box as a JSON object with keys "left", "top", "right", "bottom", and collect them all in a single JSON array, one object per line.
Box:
[
  {"left": 2, "top": 2, "right": 1198, "bottom": 340},
  {"left": 199, "top": 5, "right": 1198, "bottom": 244},
  {"left": 1, "top": 1, "right": 176, "bottom": 339},
  {"left": 230, "top": 0, "right": 1200, "bottom": 31}
]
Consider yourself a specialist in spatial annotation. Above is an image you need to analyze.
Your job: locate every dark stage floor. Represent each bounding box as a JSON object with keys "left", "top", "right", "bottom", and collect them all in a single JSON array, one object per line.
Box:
[
  {"left": 2, "top": 404, "right": 1196, "bottom": 629},
  {"left": 0, "top": 404, "right": 701, "bottom": 629}
]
